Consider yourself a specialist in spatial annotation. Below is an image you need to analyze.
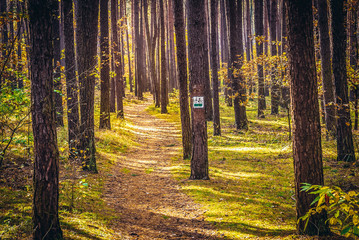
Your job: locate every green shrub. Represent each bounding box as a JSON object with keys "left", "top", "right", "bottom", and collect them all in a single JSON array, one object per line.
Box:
[{"left": 300, "top": 183, "right": 359, "bottom": 237}]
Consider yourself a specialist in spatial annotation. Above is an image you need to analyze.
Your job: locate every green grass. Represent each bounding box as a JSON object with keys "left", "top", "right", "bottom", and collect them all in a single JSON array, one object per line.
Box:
[{"left": 148, "top": 94, "right": 359, "bottom": 239}]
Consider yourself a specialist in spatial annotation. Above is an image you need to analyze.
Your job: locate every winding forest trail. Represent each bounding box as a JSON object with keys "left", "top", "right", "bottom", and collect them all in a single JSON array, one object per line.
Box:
[{"left": 103, "top": 98, "right": 221, "bottom": 240}]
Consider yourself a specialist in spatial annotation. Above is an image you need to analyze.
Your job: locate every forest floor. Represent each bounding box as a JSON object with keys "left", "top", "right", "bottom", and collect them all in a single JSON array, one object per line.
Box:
[
  {"left": 1, "top": 93, "right": 358, "bottom": 240},
  {"left": 103, "top": 97, "right": 222, "bottom": 239}
]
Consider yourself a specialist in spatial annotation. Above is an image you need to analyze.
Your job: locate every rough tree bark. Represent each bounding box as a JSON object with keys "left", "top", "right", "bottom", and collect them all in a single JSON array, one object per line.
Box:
[
  {"left": 330, "top": 0, "right": 356, "bottom": 162},
  {"left": 112, "top": 0, "right": 124, "bottom": 118},
  {"left": 28, "top": 0, "right": 63, "bottom": 238},
  {"left": 174, "top": 0, "right": 192, "bottom": 159},
  {"left": 211, "top": 0, "right": 221, "bottom": 135},
  {"left": 255, "top": 0, "right": 265, "bottom": 118},
  {"left": 76, "top": 0, "right": 99, "bottom": 172},
  {"left": 229, "top": 0, "right": 248, "bottom": 130},
  {"left": 54, "top": 1, "right": 64, "bottom": 127},
  {"left": 318, "top": 0, "right": 336, "bottom": 138},
  {"left": 285, "top": 0, "right": 330, "bottom": 235},
  {"left": 62, "top": 0, "right": 80, "bottom": 161},
  {"left": 188, "top": 0, "right": 209, "bottom": 179},
  {"left": 100, "top": 0, "right": 111, "bottom": 129},
  {"left": 270, "top": 0, "right": 279, "bottom": 115},
  {"left": 160, "top": 0, "right": 167, "bottom": 113}
]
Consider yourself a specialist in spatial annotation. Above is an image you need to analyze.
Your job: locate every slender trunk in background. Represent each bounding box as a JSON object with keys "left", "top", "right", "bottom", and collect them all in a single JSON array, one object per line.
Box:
[
  {"left": 331, "top": 0, "right": 356, "bottom": 162},
  {"left": 160, "top": 0, "right": 167, "bottom": 113},
  {"left": 28, "top": 0, "right": 63, "bottom": 238},
  {"left": 211, "top": 0, "right": 221, "bottom": 135},
  {"left": 229, "top": 0, "right": 248, "bottom": 130},
  {"left": 270, "top": 0, "right": 279, "bottom": 115},
  {"left": 114, "top": 0, "right": 124, "bottom": 118},
  {"left": 255, "top": 0, "right": 265, "bottom": 118},
  {"left": 54, "top": 1, "right": 64, "bottom": 127},
  {"left": 349, "top": 1, "right": 358, "bottom": 130},
  {"left": 76, "top": 0, "right": 99, "bottom": 172},
  {"left": 317, "top": 0, "right": 336, "bottom": 138},
  {"left": 203, "top": 0, "right": 213, "bottom": 122},
  {"left": 0, "top": 0, "right": 7, "bottom": 87},
  {"left": 100, "top": 0, "right": 111, "bottom": 129},
  {"left": 188, "top": 0, "right": 209, "bottom": 180},
  {"left": 124, "top": 1, "right": 133, "bottom": 93},
  {"left": 285, "top": 0, "right": 330, "bottom": 235},
  {"left": 63, "top": 0, "right": 80, "bottom": 161},
  {"left": 174, "top": 0, "right": 192, "bottom": 159}
]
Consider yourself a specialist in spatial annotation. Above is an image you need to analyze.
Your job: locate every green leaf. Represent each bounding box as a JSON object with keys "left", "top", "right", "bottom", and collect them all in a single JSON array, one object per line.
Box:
[{"left": 341, "top": 226, "right": 352, "bottom": 235}]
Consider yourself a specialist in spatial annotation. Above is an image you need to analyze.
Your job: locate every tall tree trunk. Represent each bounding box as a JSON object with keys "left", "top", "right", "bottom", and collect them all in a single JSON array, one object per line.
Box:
[
  {"left": 113, "top": 0, "right": 124, "bottom": 118},
  {"left": 270, "top": 0, "right": 279, "bottom": 115},
  {"left": 100, "top": 0, "right": 111, "bottom": 129},
  {"left": 318, "top": 0, "right": 336, "bottom": 138},
  {"left": 28, "top": 0, "right": 63, "bottom": 238},
  {"left": 285, "top": 0, "right": 330, "bottom": 235},
  {"left": 203, "top": 1, "right": 213, "bottom": 122},
  {"left": 174, "top": 0, "right": 192, "bottom": 159},
  {"left": 255, "top": 0, "right": 265, "bottom": 118},
  {"left": 331, "top": 0, "right": 356, "bottom": 162},
  {"left": 124, "top": 1, "right": 133, "bottom": 93},
  {"left": 349, "top": 1, "right": 358, "bottom": 130},
  {"left": 76, "top": 0, "right": 99, "bottom": 172},
  {"left": 211, "top": 0, "right": 221, "bottom": 135},
  {"left": 188, "top": 0, "right": 209, "bottom": 180},
  {"left": 62, "top": 0, "right": 80, "bottom": 161},
  {"left": 229, "top": 0, "right": 248, "bottom": 130},
  {"left": 54, "top": 1, "right": 64, "bottom": 127},
  {"left": 160, "top": 0, "right": 168, "bottom": 113}
]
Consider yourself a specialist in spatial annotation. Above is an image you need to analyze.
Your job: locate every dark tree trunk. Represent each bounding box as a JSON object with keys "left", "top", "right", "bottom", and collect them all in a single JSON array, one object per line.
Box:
[
  {"left": 0, "top": 0, "right": 7, "bottom": 87},
  {"left": 28, "top": 0, "right": 63, "bottom": 238},
  {"left": 220, "top": 0, "right": 229, "bottom": 65},
  {"left": 203, "top": 0, "right": 213, "bottom": 122},
  {"left": 349, "top": 1, "right": 358, "bottom": 130},
  {"left": 160, "top": 0, "right": 168, "bottom": 113},
  {"left": 174, "top": 0, "right": 192, "bottom": 159},
  {"left": 112, "top": 0, "right": 124, "bottom": 118},
  {"left": 188, "top": 0, "right": 209, "bottom": 180},
  {"left": 134, "top": 0, "right": 143, "bottom": 99},
  {"left": 211, "top": 0, "right": 221, "bottom": 135},
  {"left": 100, "top": 0, "right": 111, "bottom": 129},
  {"left": 76, "top": 0, "right": 99, "bottom": 172},
  {"left": 54, "top": 1, "right": 64, "bottom": 127},
  {"left": 285, "top": 0, "right": 330, "bottom": 235},
  {"left": 110, "top": 0, "right": 117, "bottom": 113},
  {"left": 62, "top": 0, "right": 80, "bottom": 161},
  {"left": 270, "top": 0, "right": 279, "bottom": 115},
  {"left": 330, "top": 0, "right": 356, "bottom": 162},
  {"left": 317, "top": 0, "right": 336, "bottom": 138},
  {"left": 229, "top": 0, "right": 248, "bottom": 130},
  {"left": 255, "top": 0, "right": 265, "bottom": 118}
]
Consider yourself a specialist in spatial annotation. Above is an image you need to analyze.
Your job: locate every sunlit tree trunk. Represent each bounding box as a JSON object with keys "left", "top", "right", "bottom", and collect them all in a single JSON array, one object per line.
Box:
[{"left": 160, "top": 0, "right": 167, "bottom": 113}]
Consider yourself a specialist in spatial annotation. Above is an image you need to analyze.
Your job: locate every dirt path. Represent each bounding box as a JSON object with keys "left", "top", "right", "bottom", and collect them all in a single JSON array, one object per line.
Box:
[{"left": 103, "top": 98, "right": 220, "bottom": 240}]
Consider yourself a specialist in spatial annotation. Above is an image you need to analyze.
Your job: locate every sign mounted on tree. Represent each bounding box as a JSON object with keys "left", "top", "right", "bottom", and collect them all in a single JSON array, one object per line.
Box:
[{"left": 193, "top": 96, "right": 204, "bottom": 108}]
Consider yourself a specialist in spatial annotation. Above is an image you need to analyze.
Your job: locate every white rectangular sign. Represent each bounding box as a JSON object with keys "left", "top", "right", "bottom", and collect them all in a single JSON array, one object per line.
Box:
[{"left": 193, "top": 96, "right": 204, "bottom": 108}]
